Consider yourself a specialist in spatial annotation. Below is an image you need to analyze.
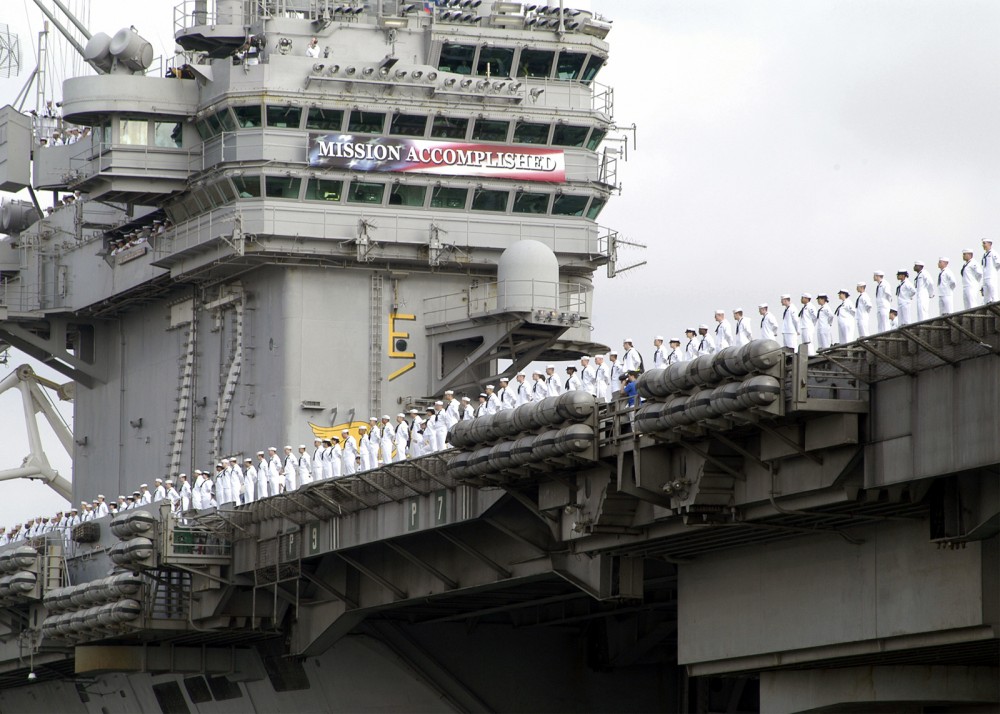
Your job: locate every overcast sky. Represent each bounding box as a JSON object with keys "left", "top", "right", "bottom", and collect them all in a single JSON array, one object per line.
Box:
[{"left": 2, "top": 0, "right": 999, "bottom": 525}]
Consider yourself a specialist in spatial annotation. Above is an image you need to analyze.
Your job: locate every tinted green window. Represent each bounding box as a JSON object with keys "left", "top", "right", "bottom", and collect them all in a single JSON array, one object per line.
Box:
[
  {"left": 472, "top": 120, "right": 509, "bottom": 142},
  {"left": 472, "top": 189, "right": 509, "bottom": 212},
  {"left": 513, "top": 122, "right": 550, "bottom": 145},
  {"left": 390, "top": 114, "right": 427, "bottom": 137},
  {"left": 552, "top": 194, "right": 588, "bottom": 216},
  {"left": 389, "top": 184, "right": 426, "bottom": 207},
  {"left": 215, "top": 108, "right": 236, "bottom": 132},
  {"left": 581, "top": 56, "right": 605, "bottom": 84},
  {"left": 234, "top": 105, "right": 262, "bottom": 128},
  {"left": 195, "top": 121, "right": 214, "bottom": 140},
  {"left": 517, "top": 50, "right": 554, "bottom": 78},
  {"left": 555, "top": 51, "right": 588, "bottom": 81},
  {"left": 305, "top": 179, "right": 343, "bottom": 201},
  {"left": 430, "top": 116, "right": 468, "bottom": 139},
  {"left": 552, "top": 125, "right": 589, "bottom": 147},
  {"left": 154, "top": 122, "right": 183, "bottom": 148},
  {"left": 265, "top": 176, "right": 301, "bottom": 198},
  {"left": 233, "top": 176, "right": 261, "bottom": 198},
  {"left": 438, "top": 44, "right": 476, "bottom": 74},
  {"left": 306, "top": 108, "right": 343, "bottom": 132},
  {"left": 586, "top": 128, "right": 607, "bottom": 151},
  {"left": 348, "top": 182, "right": 386, "bottom": 204},
  {"left": 430, "top": 187, "right": 468, "bottom": 209},
  {"left": 512, "top": 192, "right": 549, "bottom": 214},
  {"left": 586, "top": 197, "right": 606, "bottom": 220},
  {"left": 347, "top": 111, "right": 386, "bottom": 134},
  {"left": 266, "top": 105, "right": 302, "bottom": 129},
  {"left": 476, "top": 47, "right": 515, "bottom": 77}
]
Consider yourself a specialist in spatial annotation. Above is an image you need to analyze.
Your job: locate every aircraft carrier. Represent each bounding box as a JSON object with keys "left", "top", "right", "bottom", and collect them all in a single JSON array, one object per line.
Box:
[{"left": 0, "top": 1, "right": 997, "bottom": 712}]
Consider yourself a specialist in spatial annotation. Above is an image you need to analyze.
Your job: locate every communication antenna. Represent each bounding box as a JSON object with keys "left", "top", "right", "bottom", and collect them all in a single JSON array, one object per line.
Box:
[{"left": 0, "top": 24, "right": 22, "bottom": 78}]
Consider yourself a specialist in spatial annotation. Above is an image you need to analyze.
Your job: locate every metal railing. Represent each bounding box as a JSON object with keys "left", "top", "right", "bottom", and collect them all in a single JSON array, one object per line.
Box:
[{"left": 423, "top": 279, "right": 591, "bottom": 326}]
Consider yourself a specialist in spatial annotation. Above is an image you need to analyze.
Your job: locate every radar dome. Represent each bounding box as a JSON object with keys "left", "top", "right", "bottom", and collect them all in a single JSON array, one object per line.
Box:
[{"left": 496, "top": 239, "right": 559, "bottom": 312}]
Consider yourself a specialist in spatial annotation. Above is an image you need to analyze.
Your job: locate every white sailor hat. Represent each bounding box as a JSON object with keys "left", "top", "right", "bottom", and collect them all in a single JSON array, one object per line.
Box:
[
  {"left": 409, "top": 409, "right": 419, "bottom": 414},
  {"left": 913, "top": 259, "right": 925, "bottom": 267},
  {"left": 654, "top": 335, "right": 664, "bottom": 341},
  {"left": 516, "top": 371, "right": 526, "bottom": 376},
  {"left": 896, "top": 268, "right": 908, "bottom": 274},
  {"left": 818, "top": 292, "right": 829, "bottom": 299},
  {"left": 314, "top": 437, "right": 322, "bottom": 442},
  {"left": 268, "top": 446, "right": 277, "bottom": 451},
  {"left": 245, "top": 458, "right": 253, "bottom": 463},
  {"left": 499, "top": 376, "right": 510, "bottom": 381},
  {"left": 397, "top": 413, "right": 406, "bottom": 417},
  {"left": 685, "top": 327, "right": 696, "bottom": 333},
  {"left": 874, "top": 270, "right": 885, "bottom": 276},
  {"left": 758, "top": 303, "right": 767, "bottom": 309},
  {"left": 462, "top": 396, "right": 471, "bottom": 401},
  {"left": 580, "top": 356, "right": 590, "bottom": 361},
  {"left": 257, "top": 451, "right": 264, "bottom": 455},
  {"left": 358, "top": 424, "right": 367, "bottom": 430},
  {"left": 166, "top": 479, "right": 173, "bottom": 484},
  {"left": 962, "top": 248, "right": 974, "bottom": 253},
  {"left": 714, "top": 309, "right": 724, "bottom": 315},
  {"left": 670, "top": 337, "right": 681, "bottom": 343},
  {"left": 341, "top": 428, "right": 350, "bottom": 433},
  {"left": 546, "top": 364, "right": 555, "bottom": 369},
  {"left": 983, "top": 238, "right": 993, "bottom": 244},
  {"left": 298, "top": 444, "right": 306, "bottom": 449},
  {"left": 478, "top": 393, "right": 487, "bottom": 398},
  {"left": 434, "top": 400, "right": 444, "bottom": 406},
  {"left": 780, "top": 293, "right": 791, "bottom": 300},
  {"left": 284, "top": 445, "right": 292, "bottom": 450},
  {"left": 857, "top": 282, "right": 867, "bottom": 287},
  {"left": 381, "top": 414, "right": 390, "bottom": 420},
  {"left": 608, "top": 350, "right": 619, "bottom": 355},
  {"left": 444, "top": 390, "right": 455, "bottom": 395},
  {"left": 733, "top": 307, "right": 743, "bottom": 313},
  {"left": 802, "top": 292, "right": 812, "bottom": 299},
  {"left": 98, "top": 494, "right": 105, "bottom": 499},
  {"left": 221, "top": 457, "right": 229, "bottom": 462},
  {"left": 838, "top": 288, "right": 850, "bottom": 295},
  {"left": 195, "top": 469, "right": 203, "bottom": 475},
  {"left": 486, "top": 384, "right": 495, "bottom": 389},
  {"left": 140, "top": 483, "right": 147, "bottom": 488},
  {"left": 155, "top": 478, "right": 163, "bottom": 483},
  {"left": 369, "top": 417, "right": 378, "bottom": 422},
  {"left": 623, "top": 338, "right": 633, "bottom": 343},
  {"left": 938, "top": 256, "right": 949, "bottom": 262},
  {"left": 698, "top": 324, "right": 709, "bottom": 329},
  {"left": 532, "top": 369, "right": 543, "bottom": 375}
]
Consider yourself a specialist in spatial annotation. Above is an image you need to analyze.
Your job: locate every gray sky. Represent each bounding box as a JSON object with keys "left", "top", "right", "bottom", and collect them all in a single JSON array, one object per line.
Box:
[{"left": 2, "top": 0, "right": 999, "bottom": 524}]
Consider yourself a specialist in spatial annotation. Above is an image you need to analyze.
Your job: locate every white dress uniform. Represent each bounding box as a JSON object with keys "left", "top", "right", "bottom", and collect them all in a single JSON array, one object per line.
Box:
[
  {"left": 330, "top": 444, "right": 344, "bottom": 477},
  {"left": 427, "top": 411, "right": 447, "bottom": 452},
  {"left": 217, "top": 468, "right": 231, "bottom": 505},
  {"left": 683, "top": 336, "right": 699, "bottom": 361},
  {"left": 368, "top": 424, "right": 382, "bottom": 465},
  {"left": 498, "top": 384, "right": 517, "bottom": 410},
  {"left": 759, "top": 312, "right": 779, "bottom": 342},
  {"left": 696, "top": 334, "right": 715, "bottom": 355},
  {"left": 268, "top": 453, "right": 283, "bottom": 494},
  {"left": 833, "top": 297, "right": 856, "bottom": 344},
  {"left": 566, "top": 372, "right": 583, "bottom": 391},
  {"left": 179, "top": 479, "right": 192, "bottom": 510},
  {"left": 652, "top": 344, "right": 668, "bottom": 369},
  {"left": 154, "top": 483, "right": 166, "bottom": 501},
  {"left": 622, "top": 347, "right": 642, "bottom": 372},
  {"left": 607, "top": 360, "right": 623, "bottom": 399},
  {"left": 394, "top": 419, "right": 409, "bottom": 459},
  {"left": 461, "top": 403, "right": 474, "bottom": 421},
  {"left": 545, "top": 373, "right": 562, "bottom": 397},
  {"left": 409, "top": 418, "right": 425, "bottom": 458},
  {"left": 298, "top": 450, "right": 312, "bottom": 485},
  {"left": 594, "top": 362, "right": 610, "bottom": 401},
  {"left": 359, "top": 432, "right": 373, "bottom": 471},
  {"left": 192, "top": 475, "right": 205, "bottom": 509},
  {"left": 713, "top": 320, "right": 733, "bottom": 351},
  {"left": 514, "top": 379, "right": 532, "bottom": 407},
  {"left": 797, "top": 302, "right": 817, "bottom": 355},
  {"left": 961, "top": 256, "right": 982, "bottom": 310},
  {"left": 733, "top": 318, "right": 752, "bottom": 347},
  {"left": 200, "top": 476, "right": 213, "bottom": 507},
  {"left": 140, "top": 488, "right": 152, "bottom": 506},
  {"left": 532, "top": 377, "right": 548, "bottom": 402},
  {"left": 243, "top": 464, "right": 257, "bottom": 503},
  {"left": 444, "top": 400, "right": 460, "bottom": 428},
  {"left": 380, "top": 422, "right": 396, "bottom": 464},
  {"left": 312, "top": 445, "right": 325, "bottom": 482},
  {"left": 815, "top": 302, "right": 834, "bottom": 349},
  {"left": 580, "top": 364, "right": 597, "bottom": 396},
  {"left": 342, "top": 435, "right": 359, "bottom": 474},
  {"left": 257, "top": 457, "right": 270, "bottom": 498},
  {"left": 230, "top": 463, "right": 244, "bottom": 503},
  {"left": 895, "top": 278, "right": 916, "bottom": 325},
  {"left": 937, "top": 264, "right": 957, "bottom": 315},
  {"left": 982, "top": 248, "right": 1000, "bottom": 303},
  {"left": 780, "top": 305, "right": 799, "bottom": 348},
  {"left": 486, "top": 391, "right": 501, "bottom": 415},
  {"left": 873, "top": 279, "right": 892, "bottom": 332},
  {"left": 913, "top": 269, "right": 935, "bottom": 321},
  {"left": 855, "top": 291, "right": 873, "bottom": 337},
  {"left": 667, "top": 346, "right": 682, "bottom": 364},
  {"left": 283, "top": 452, "right": 299, "bottom": 490}
]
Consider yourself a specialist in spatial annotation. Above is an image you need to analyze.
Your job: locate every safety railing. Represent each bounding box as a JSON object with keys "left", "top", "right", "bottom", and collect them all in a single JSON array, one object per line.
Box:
[{"left": 423, "top": 279, "right": 591, "bottom": 326}]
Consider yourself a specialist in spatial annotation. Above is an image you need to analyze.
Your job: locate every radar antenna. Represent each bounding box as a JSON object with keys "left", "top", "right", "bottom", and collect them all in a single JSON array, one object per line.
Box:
[{"left": 0, "top": 24, "right": 21, "bottom": 78}]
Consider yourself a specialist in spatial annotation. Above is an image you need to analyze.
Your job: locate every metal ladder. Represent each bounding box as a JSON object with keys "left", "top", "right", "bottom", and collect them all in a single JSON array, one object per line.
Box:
[{"left": 369, "top": 274, "right": 383, "bottom": 417}]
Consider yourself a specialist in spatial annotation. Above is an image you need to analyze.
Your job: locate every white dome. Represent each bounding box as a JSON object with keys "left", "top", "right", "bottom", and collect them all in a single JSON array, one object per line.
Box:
[{"left": 497, "top": 240, "right": 559, "bottom": 312}]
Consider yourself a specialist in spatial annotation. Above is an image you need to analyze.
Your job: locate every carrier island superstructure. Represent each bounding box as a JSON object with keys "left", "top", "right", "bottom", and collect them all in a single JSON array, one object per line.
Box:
[{"left": 0, "top": 2, "right": 998, "bottom": 713}]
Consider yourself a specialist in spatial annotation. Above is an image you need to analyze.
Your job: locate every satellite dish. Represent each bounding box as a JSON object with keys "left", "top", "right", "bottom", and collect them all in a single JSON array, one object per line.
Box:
[{"left": 0, "top": 24, "right": 21, "bottom": 78}]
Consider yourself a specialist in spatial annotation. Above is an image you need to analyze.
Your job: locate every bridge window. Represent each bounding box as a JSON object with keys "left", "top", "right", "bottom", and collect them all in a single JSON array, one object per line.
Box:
[
  {"left": 211, "top": 108, "right": 236, "bottom": 133},
  {"left": 305, "top": 178, "right": 343, "bottom": 201},
  {"left": 389, "top": 113, "right": 428, "bottom": 137},
  {"left": 265, "top": 176, "right": 302, "bottom": 199},
  {"left": 581, "top": 55, "right": 605, "bottom": 84},
  {"left": 119, "top": 119, "right": 148, "bottom": 145},
  {"left": 438, "top": 43, "right": 476, "bottom": 75},
  {"left": 586, "top": 128, "right": 607, "bottom": 151},
  {"left": 552, "top": 193, "right": 588, "bottom": 216},
  {"left": 347, "top": 111, "right": 386, "bottom": 134},
  {"left": 555, "top": 51, "right": 588, "bottom": 81},
  {"left": 552, "top": 124, "right": 589, "bottom": 148},
  {"left": 266, "top": 105, "right": 302, "bottom": 129},
  {"left": 586, "top": 197, "right": 606, "bottom": 220},
  {"left": 476, "top": 46, "right": 515, "bottom": 77},
  {"left": 472, "top": 119, "right": 510, "bottom": 142},
  {"left": 517, "top": 49, "right": 554, "bottom": 79},
  {"left": 430, "top": 116, "right": 468, "bottom": 140},
  {"left": 430, "top": 186, "right": 468, "bottom": 209},
  {"left": 472, "top": 189, "right": 509, "bottom": 212},
  {"left": 389, "top": 184, "right": 426, "bottom": 207},
  {"left": 233, "top": 105, "right": 262, "bottom": 128},
  {"left": 513, "top": 121, "right": 550, "bottom": 145},
  {"left": 305, "top": 108, "right": 343, "bottom": 132},
  {"left": 512, "top": 191, "right": 550, "bottom": 214},
  {"left": 154, "top": 121, "right": 183, "bottom": 148},
  {"left": 348, "top": 181, "right": 386, "bottom": 204},
  {"left": 232, "top": 176, "right": 262, "bottom": 198}
]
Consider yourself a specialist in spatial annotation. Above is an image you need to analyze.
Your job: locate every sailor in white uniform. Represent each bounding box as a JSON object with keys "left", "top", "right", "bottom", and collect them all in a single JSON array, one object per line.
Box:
[
  {"left": 593, "top": 357, "right": 610, "bottom": 401},
  {"left": 872, "top": 271, "right": 892, "bottom": 332},
  {"left": 474, "top": 393, "right": 489, "bottom": 418},
  {"left": 166, "top": 480, "right": 180, "bottom": 511},
  {"left": 758, "top": 305, "right": 779, "bottom": 342},
  {"left": 267, "top": 447, "right": 283, "bottom": 494},
  {"left": 960, "top": 249, "right": 982, "bottom": 310},
  {"left": 341, "top": 430, "right": 358, "bottom": 475},
  {"left": 95, "top": 495, "right": 109, "bottom": 518},
  {"left": 358, "top": 426, "right": 372, "bottom": 471},
  {"left": 779, "top": 295, "right": 798, "bottom": 348},
  {"left": 578, "top": 358, "right": 596, "bottom": 396},
  {"left": 797, "top": 293, "right": 817, "bottom": 355},
  {"left": 139, "top": 483, "right": 152, "bottom": 506},
  {"left": 888, "top": 308, "right": 899, "bottom": 330},
  {"left": 912, "top": 260, "right": 935, "bottom": 321},
  {"left": 297, "top": 445, "right": 312, "bottom": 486},
  {"left": 936, "top": 257, "right": 956, "bottom": 315},
  {"left": 153, "top": 478, "right": 166, "bottom": 502},
  {"left": 895, "top": 270, "right": 916, "bottom": 326},
  {"left": 815, "top": 294, "right": 834, "bottom": 349},
  {"left": 854, "top": 283, "right": 873, "bottom": 337},
  {"left": 256, "top": 452, "right": 270, "bottom": 498},
  {"left": 607, "top": 353, "right": 623, "bottom": 400},
  {"left": 667, "top": 338, "right": 683, "bottom": 364},
  {"left": 242, "top": 459, "right": 256, "bottom": 503},
  {"left": 485, "top": 385, "right": 501, "bottom": 415},
  {"left": 651, "top": 337, "right": 668, "bottom": 369},
  {"left": 380, "top": 416, "right": 396, "bottom": 464},
  {"left": 682, "top": 329, "right": 699, "bottom": 361},
  {"left": 497, "top": 377, "right": 516, "bottom": 410},
  {"left": 178, "top": 475, "right": 192, "bottom": 510},
  {"left": 311, "top": 438, "right": 325, "bottom": 482},
  {"left": 216, "top": 462, "right": 230, "bottom": 505},
  {"left": 231, "top": 458, "right": 245, "bottom": 503},
  {"left": 192, "top": 471, "right": 206, "bottom": 509},
  {"left": 427, "top": 403, "right": 448, "bottom": 452},
  {"left": 531, "top": 371, "right": 548, "bottom": 401},
  {"left": 713, "top": 311, "right": 733, "bottom": 351},
  {"left": 326, "top": 438, "right": 341, "bottom": 479},
  {"left": 544, "top": 365, "right": 562, "bottom": 397},
  {"left": 833, "top": 289, "right": 856, "bottom": 344},
  {"left": 443, "top": 392, "right": 460, "bottom": 429},
  {"left": 732, "top": 309, "right": 752, "bottom": 347},
  {"left": 514, "top": 373, "right": 532, "bottom": 406},
  {"left": 367, "top": 418, "right": 382, "bottom": 465},
  {"left": 410, "top": 412, "right": 427, "bottom": 458},
  {"left": 621, "top": 340, "right": 642, "bottom": 372},
  {"left": 460, "top": 396, "right": 474, "bottom": 421},
  {"left": 394, "top": 415, "right": 410, "bottom": 460},
  {"left": 696, "top": 325, "right": 715, "bottom": 355},
  {"left": 982, "top": 239, "right": 1000, "bottom": 303},
  {"left": 565, "top": 366, "right": 583, "bottom": 392},
  {"left": 282, "top": 446, "right": 299, "bottom": 490}
]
